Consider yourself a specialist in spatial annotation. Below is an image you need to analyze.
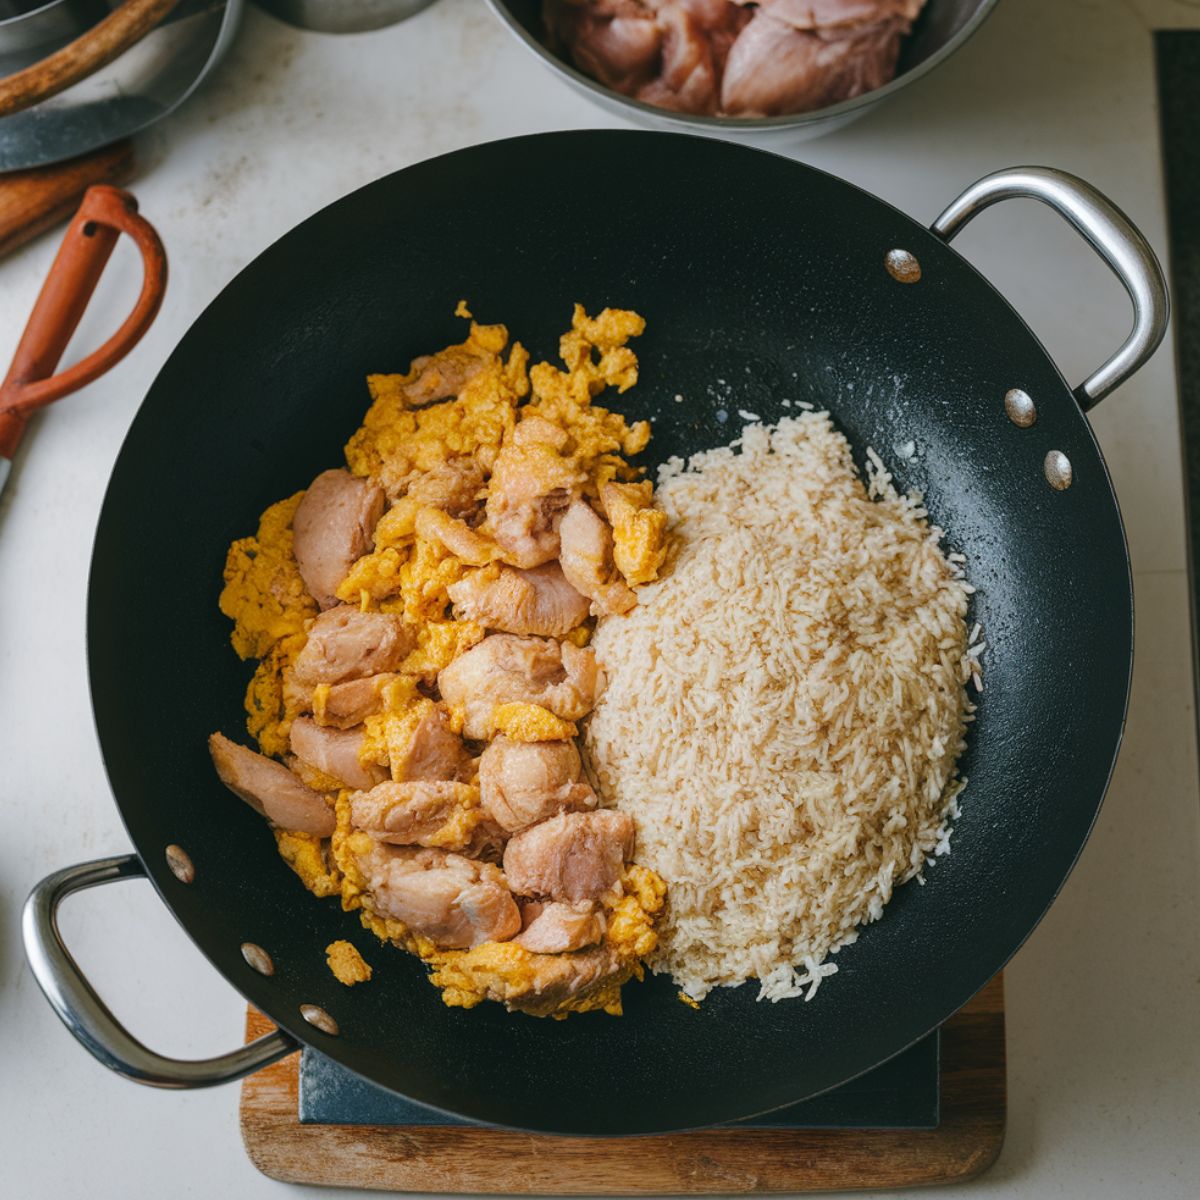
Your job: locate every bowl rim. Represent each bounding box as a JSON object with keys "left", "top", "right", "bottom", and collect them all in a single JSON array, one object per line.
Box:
[{"left": 485, "top": 0, "right": 1001, "bottom": 131}]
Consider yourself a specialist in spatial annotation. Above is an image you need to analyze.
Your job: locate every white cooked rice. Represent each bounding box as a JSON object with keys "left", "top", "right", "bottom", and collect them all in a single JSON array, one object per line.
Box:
[{"left": 585, "top": 412, "right": 978, "bottom": 1002}]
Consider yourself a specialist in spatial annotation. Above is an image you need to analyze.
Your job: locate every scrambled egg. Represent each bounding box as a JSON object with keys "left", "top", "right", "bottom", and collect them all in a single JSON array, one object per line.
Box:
[
  {"left": 326, "top": 940, "right": 372, "bottom": 986},
  {"left": 220, "top": 304, "right": 670, "bottom": 1017}
]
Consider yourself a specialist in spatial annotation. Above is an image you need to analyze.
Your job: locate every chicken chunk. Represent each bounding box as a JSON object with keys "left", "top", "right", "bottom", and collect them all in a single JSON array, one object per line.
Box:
[
  {"left": 447, "top": 562, "right": 590, "bottom": 638},
  {"left": 515, "top": 899, "right": 605, "bottom": 954},
  {"left": 479, "top": 736, "right": 596, "bottom": 833},
  {"left": 485, "top": 417, "right": 587, "bottom": 568},
  {"left": 722, "top": 5, "right": 911, "bottom": 115},
  {"left": 437, "top": 634, "right": 604, "bottom": 740},
  {"left": 292, "top": 606, "right": 415, "bottom": 686},
  {"left": 351, "top": 781, "right": 481, "bottom": 850},
  {"left": 292, "top": 469, "right": 386, "bottom": 609},
  {"left": 544, "top": 0, "right": 663, "bottom": 93},
  {"left": 415, "top": 506, "right": 499, "bottom": 567},
  {"left": 396, "top": 347, "right": 489, "bottom": 407},
  {"left": 400, "top": 706, "right": 474, "bottom": 782},
  {"left": 504, "top": 943, "right": 630, "bottom": 1017},
  {"left": 290, "top": 717, "right": 386, "bottom": 791},
  {"left": 208, "top": 732, "right": 334, "bottom": 836},
  {"left": 356, "top": 842, "right": 521, "bottom": 949},
  {"left": 558, "top": 500, "right": 637, "bottom": 615},
  {"left": 503, "top": 810, "right": 635, "bottom": 902},
  {"left": 311, "top": 673, "right": 401, "bottom": 729},
  {"left": 406, "top": 458, "right": 487, "bottom": 519}
]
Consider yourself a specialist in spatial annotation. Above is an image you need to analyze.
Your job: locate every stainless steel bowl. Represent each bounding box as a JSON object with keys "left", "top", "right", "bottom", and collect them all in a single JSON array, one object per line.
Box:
[{"left": 487, "top": 0, "right": 999, "bottom": 139}]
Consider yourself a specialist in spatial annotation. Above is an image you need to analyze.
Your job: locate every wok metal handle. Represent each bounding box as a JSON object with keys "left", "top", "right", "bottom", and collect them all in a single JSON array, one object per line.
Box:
[
  {"left": 21, "top": 854, "right": 297, "bottom": 1088},
  {"left": 931, "top": 166, "right": 1170, "bottom": 411}
]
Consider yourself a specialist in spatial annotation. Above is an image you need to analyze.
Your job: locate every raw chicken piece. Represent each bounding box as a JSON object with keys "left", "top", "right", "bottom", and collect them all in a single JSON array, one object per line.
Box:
[
  {"left": 543, "top": 0, "right": 663, "bottom": 92},
  {"left": 312, "top": 673, "right": 401, "bottom": 729},
  {"left": 503, "top": 810, "right": 635, "bottom": 902},
  {"left": 485, "top": 417, "right": 587, "bottom": 569},
  {"left": 437, "top": 634, "right": 604, "bottom": 740},
  {"left": 356, "top": 842, "right": 521, "bottom": 949},
  {"left": 479, "top": 737, "right": 597, "bottom": 833},
  {"left": 746, "top": 0, "right": 925, "bottom": 31},
  {"left": 351, "top": 781, "right": 480, "bottom": 850},
  {"left": 558, "top": 500, "right": 637, "bottom": 615},
  {"left": 515, "top": 899, "right": 605, "bottom": 953},
  {"left": 397, "top": 706, "right": 474, "bottom": 782},
  {"left": 447, "top": 562, "right": 590, "bottom": 638},
  {"left": 292, "top": 606, "right": 415, "bottom": 686},
  {"left": 721, "top": 5, "right": 911, "bottom": 115},
  {"left": 290, "top": 717, "right": 386, "bottom": 791},
  {"left": 636, "top": 2, "right": 721, "bottom": 113},
  {"left": 292, "top": 469, "right": 386, "bottom": 609},
  {"left": 208, "top": 732, "right": 334, "bottom": 836},
  {"left": 406, "top": 458, "right": 486, "bottom": 519}
]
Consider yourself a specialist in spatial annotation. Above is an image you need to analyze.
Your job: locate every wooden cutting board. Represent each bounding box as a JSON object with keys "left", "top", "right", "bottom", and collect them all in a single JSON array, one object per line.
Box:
[{"left": 239, "top": 973, "right": 1005, "bottom": 1193}]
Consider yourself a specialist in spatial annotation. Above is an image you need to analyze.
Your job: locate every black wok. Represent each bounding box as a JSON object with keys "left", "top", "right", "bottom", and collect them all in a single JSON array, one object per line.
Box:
[{"left": 23, "top": 132, "right": 1167, "bottom": 1135}]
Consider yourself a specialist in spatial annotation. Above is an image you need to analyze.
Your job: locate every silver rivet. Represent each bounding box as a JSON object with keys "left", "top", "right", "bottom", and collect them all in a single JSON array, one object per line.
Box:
[
  {"left": 1044, "top": 450, "right": 1073, "bottom": 490},
  {"left": 241, "top": 943, "right": 274, "bottom": 976},
  {"left": 300, "top": 1004, "right": 339, "bottom": 1036},
  {"left": 164, "top": 844, "right": 194, "bottom": 884},
  {"left": 885, "top": 248, "right": 921, "bottom": 284},
  {"left": 1004, "top": 388, "right": 1037, "bottom": 428}
]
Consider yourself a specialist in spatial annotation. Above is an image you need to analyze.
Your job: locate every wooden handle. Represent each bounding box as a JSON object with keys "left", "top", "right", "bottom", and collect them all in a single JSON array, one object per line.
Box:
[
  {"left": 0, "top": 0, "right": 181, "bottom": 120},
  {"left": 0, "top": 141, "right": 136, "bottom": 260},
  {"left": 0, "top": 185, "right": 167, "bottom": 460}
]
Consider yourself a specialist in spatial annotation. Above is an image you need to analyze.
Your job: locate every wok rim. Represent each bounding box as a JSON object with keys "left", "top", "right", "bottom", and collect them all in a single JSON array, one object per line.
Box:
[{"left": 84, "top": 129, "right": 1134, "bottom": 1134}]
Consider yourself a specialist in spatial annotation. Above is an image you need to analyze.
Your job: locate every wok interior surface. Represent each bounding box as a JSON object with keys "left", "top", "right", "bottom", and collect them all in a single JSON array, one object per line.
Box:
[{"left": 89, "top": 131, "right": 1130, "bottom": 1134}]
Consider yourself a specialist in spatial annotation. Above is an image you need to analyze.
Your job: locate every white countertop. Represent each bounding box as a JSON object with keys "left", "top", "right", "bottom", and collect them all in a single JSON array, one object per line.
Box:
[{"left": 3, "top": 0, "right": 1199, "bottom": 1195}]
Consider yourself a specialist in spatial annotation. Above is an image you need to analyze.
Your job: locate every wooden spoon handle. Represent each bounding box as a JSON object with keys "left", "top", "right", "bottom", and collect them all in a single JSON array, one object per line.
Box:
[
  {"left": 0, "top": 0, "right": 181, "bottom": 120},
  {"left": 0, "top": 185, "right": 167, "bottom": 460},
  {"left": 0, "top": 140, "right": 136, "bottom": 260}
]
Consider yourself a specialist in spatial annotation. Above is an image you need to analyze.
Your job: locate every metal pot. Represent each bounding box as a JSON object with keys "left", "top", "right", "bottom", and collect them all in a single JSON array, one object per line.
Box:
[{"left": 488, "top": 0, "right": 999, "bottom": 139}]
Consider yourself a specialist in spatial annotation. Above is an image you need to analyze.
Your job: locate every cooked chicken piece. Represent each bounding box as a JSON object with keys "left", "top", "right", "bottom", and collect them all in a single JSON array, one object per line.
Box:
[
  {"left": 208, "top": 732, "right": 334, "bottom": 836},
  {"left": 356, "top": 841, "right": 521, "bottom": 949},
  {"left": 447, "top": 562, "right": 590, "bottom": 638},
  {"left": 397, "top": 347, "right": 489, "bottom": 407},
  {"left": 515, "top": 899, "right": 605, "bottom": 953},
  {"left": 406, "top": 458, "right": 486, "bottom": 519},
  {"left": 544, "top": 0, "right": 663, "bottom": 93},
  {"left": 503, "top": 810, "right": 635, "bottom": 902},
  {"left": 311, "top": 673, "right": 401, "bottom": 729},
  {"left": 290, "top": 717, "right": 386, "bottom": 791},
  {"left": 721, "top": 6, "right": 909, "bottom": 115},
  {"left": 437, "top": 634, "right": 604, "bottom": 740},
  {"left": 507, "top": 943, "right": 627, "bottom": 1016},
  {"left": 479, "top": 737, "right": 597, "bottom": 833},
  {"left": 485, "top": 417, "right": 587, "bottom": 569},
  {"left": 398, "top": 706, "right": 474, "bottom": 782},
  {"left": 415, "top": 507, "right": 499, "bottom": 567},
  {"left": 292, "top": 469, "right": 386, "bottom": 609},
  {"left": 351, "top": 781, "right": 480, "bottom": 849},
  {"left": 558, "top": 500, "right": 637, "bottom": 615},
  {"left": 292, "top": 606, "right": 415, "bottom": 686},
  {"left": 600, "top": 480, "right": 668, "bottom": 585}
]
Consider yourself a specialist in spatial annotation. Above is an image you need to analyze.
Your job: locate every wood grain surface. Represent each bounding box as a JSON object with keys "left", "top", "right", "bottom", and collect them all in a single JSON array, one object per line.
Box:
[
  {"left": 0, "top": 142, "right": 136, "bottom": 260},
  {"left": 239, "top": 975, "right": 1005, "bottom": 1194}
]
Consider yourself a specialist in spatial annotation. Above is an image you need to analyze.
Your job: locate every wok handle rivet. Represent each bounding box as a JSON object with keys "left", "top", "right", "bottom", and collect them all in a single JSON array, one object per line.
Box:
[
  {"left": 884, "top": 249, "right": 921, "bottom": 284},
  {"left": 164, "top": 844, "right": 194, "bottom": 884},
  {"left": 1004, "top": 388, "right": 1037, "bottom": 427},
  {"left": 1044, "top": 450, "right": 1073, "bottom": 490},
  {"left": 241, "top": 943, "right": 275, "bottom": 977},
  {"left": 301, "top": 1003, "right": 339, "bottom": 1036}
]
